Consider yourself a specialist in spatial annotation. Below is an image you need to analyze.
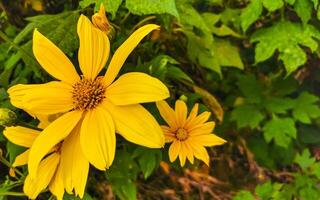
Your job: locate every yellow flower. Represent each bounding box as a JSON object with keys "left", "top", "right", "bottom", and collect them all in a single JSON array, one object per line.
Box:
[
  {"left": 4, "top": 119, "right": 89, "bottom": 199},
  {"left": 156, "top": 100, "right": 226, "bottom": 166},
  {"left": 92, "top": 3, "right": 112, "bottom": 35},
  {"left": 8, "top": 15, "right": 169, "bottom": 181}
]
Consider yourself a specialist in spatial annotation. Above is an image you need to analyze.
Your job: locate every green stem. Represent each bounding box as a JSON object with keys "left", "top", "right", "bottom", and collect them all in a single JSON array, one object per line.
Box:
[
  {"left": 0, "top": 156, "right": 24, "bottom": 177},
  {"left": 0, "top": 191, "right": 25, "bottom": 196},
  {"left": 131, "top": 16, "right": 157, "bottom": 33}
]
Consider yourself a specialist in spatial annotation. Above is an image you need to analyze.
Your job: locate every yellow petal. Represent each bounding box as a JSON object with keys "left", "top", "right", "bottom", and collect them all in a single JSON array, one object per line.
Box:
[
  {"left": 106, "top": 72, "right": 169, "bottom": 105},
  {"left": 8, "top": 82, "right": 74, "bottom": 115},
  {"left": 184, "top": 141, "right": 194, "bottom": 164},
  {"left": 161, "top": 126, "right": 175, "bottom": 143},
  {"left": 188, "top": 142, "right": 210, "bottom": 165},
  {"left": 178, "top": 143, "right": 187, "bottom": 167},
  {"left": 49, "top": 164, "right": 64, "bottom": 200},
  {"left": 156, "top": 101, "right": 178, "bottom": 129},
  {"left": 61, "top": 125, "right": 89, "bottom": 198},
  {"left": 104, "top": 24, "right": 160, "bottom": 86},
  {"left": 103, "top": 101, "right": 164, "bottom": 148},
  {"left": 168, "top": 140, "right": 180, "bottom": 162},
  {"left": 24, "top": 153, "right": 60, "bottom": 199},
  {"left": 77, "top": 14, "right": 110, "bottom": 79},
  {"left": 185, "top": 103, "right": 199, "bottom": 125},
  {"left": 190, "top": 134, "right": 226, "bottom": 147},
  {"left": 188, "top": 122, "right": 215, "bottom": 136},
  {"left": 184, "top": 111, "right": 211, "bottom": 130},
  {"left": 3, "top": 126, "right": 39, "bottom": 147},
  {"left": 175, "top": 100, "right": 188, "bottom": 127},
  {"left": 13, "top": 150, "right": 29, "bottom": 167},
  {"left": 28, "top": 111, "right": 82, "bottom": 179},
  {"left": 80, "top": 106, "right": 115, "bottom": 170},
  {"left": 33, "top": 29, "right": 79, "bottom": 84}
]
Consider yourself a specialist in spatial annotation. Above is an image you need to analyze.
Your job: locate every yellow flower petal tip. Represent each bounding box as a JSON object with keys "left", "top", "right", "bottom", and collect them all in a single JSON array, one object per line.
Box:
[{"left": 157, "top": 100, "right": 227, "bottom": 167}]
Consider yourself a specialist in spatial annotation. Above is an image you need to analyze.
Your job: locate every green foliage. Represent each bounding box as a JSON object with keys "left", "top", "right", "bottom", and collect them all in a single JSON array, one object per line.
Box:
[
  {"left": 251, "top": 21, "right": 320, "bottom": 74},
  {"left": 263, "top": 116, "right": 297, "bottom": 147},
  {"left": 292, "top": 92, "right": 320, "bottom": 123}
]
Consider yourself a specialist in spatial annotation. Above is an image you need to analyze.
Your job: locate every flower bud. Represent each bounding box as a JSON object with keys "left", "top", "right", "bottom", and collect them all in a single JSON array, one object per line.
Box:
[
  {"left": 92, "top": 4, "right": 113, "bottom": 36},
  {"left": 0, "top": 108, "right": 17, "bottom": 127}
]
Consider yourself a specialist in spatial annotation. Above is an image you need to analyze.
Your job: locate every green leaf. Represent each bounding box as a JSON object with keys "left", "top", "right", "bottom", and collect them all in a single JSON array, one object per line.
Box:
[
  {"left": 294, "top": 0, "right": 312, "bottom": 25},
  {"left": 233, "top": 191, "right": 255, "bottom": 200},
  {"left": 126, "top": 0, "right": 179, "bottom": 18},
  {"left": 263, "top": 117, "right": 297, "bottom": 147},
  {"left": 311, "top": 163, "right": 320, "bottom": 179},
  {"left": 79, "top": 0, "right": 122, "bottom": 18},
  {"left": 298, "top": 125, "right": 320, "bottom": 144},
  {"left": 251, "top": 21, "right": 320, "bottom": 74},
  {"left": 294, "top": 149, "right": 315, "bottom": 170},
  {"left": 212, "top": 39, "right": 244, "bottom": 70},
  {"left": 231, "top": 104, "right": 265, "bottom": 129},
  {"left": 292, "top": 92, "right": 320, "bottom": 124},
  {"left": 262, "top": 0, "right": 284, "bottom": 11},
  {"left": 255, "top": 181, "right": 273, "bottom": 200},
  {"left": 167, "top": 66, "right": 194, "bottom": 83},
  {"left": 202, "top": 13, "right": 241, "bottom": 38},
  {"left": 240, "top": 0, "right": 263, "bottom": 32},
  {"left": 133, "top": 148, "right": 161, "bottom": 179},
  {"left": 286, "top": 0, "right": 296, "bottom": 5},
  {"left": 107, "top": 149, "right": 139, "bottom": 200},
  {"left": 264, "top": 97, "right": 295, "bottom": 114},
  {"left": 237, "top": 74, "right": 263, "bottom": 103}
]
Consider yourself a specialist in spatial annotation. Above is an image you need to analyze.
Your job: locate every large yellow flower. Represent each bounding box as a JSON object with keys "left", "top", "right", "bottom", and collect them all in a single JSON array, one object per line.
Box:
[
  {"left": 8, "top": 15, "right": 169, "bottom": 179},
  {"left": 4, "top": 119, "right": 89, "bottom": 199},
  {"left": 156, "top": 100, "right": 226, "bottom": 166}
]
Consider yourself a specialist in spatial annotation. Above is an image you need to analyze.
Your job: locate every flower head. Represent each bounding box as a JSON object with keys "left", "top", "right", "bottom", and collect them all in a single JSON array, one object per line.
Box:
[
  {"left": 156, "top": 100, "right": 226, "bottom": 166},
  {"left": 8, "top": 14, "right": 169, "bottom": 186},
  {"left": 92, "top": 4, "right": 112, "bottom": 35},
  {"left": 4, "top": 116, "right": 89, "bottom": 199}
]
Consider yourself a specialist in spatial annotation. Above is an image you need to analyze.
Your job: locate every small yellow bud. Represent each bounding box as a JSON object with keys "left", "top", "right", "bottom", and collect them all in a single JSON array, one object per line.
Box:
[
  {"left": 0, "top": 108, "right": 17, "bottom": 127},
  {"left": 92, "top": 4, "right": 112, "bottom": 35}
]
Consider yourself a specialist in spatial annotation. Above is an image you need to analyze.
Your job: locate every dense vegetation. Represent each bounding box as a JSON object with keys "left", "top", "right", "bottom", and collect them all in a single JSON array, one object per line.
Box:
[{"left": 0, "top": 0, "right": 320, "bottom": 199}]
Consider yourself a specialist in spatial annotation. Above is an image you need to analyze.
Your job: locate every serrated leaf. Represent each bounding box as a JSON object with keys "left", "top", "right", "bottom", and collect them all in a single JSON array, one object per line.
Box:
[
  {"left": 202, "top": 13, "right": 241, "bottom": 38},
  {"left": 178, "top": 3, "right": 210, "bottom": 33},
  {"left": 262, "top": 0, "right": 284, "bottom": 11},
  {"left": 255, "top": 181, "right": 273, "bottom": 200},
  {"left": 126, "top": 0, "right": 179, "bottom": 18},
  {"left": 292, "top": 92, "right": 320, "bottom": 124},
  {"left": 251, "top": 21, "right": 320, "bottom": 74},
  {"left": 294, "top": 149, "right": 315, "bottom": 170},
  {"left": 212, "top": 39, "right": 244, "bottom": 70},
  {"left": 263, "top": 117, "right": 296, "bottom": 147},
  {"left": 231, "top": 104, "right": 264, "bottom": 129},
  {"left": 264, "top": 97, "right": 295, "bottom": 114},
  {"left": 233, "top": 191, "right": 255, "bottom": 200},
  {"left": 294, "top": 0, "right": 312, "bottom": 25},
  {"left": 240, "top": 0, "right": 263, "bottom": 32}
]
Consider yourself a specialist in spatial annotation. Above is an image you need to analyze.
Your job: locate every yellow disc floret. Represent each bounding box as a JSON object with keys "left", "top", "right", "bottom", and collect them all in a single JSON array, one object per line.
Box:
[{"left": 72, "top": 77, "right": 106, "bottom": 110}]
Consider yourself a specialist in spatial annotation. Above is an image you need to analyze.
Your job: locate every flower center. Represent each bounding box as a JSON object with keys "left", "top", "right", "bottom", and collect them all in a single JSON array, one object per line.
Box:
[
  {"left": 175, "top": 128, "right": 188, "bottom": 141},
  {"left": 72, "top": 77, "right": 106, "bottom": 110}
]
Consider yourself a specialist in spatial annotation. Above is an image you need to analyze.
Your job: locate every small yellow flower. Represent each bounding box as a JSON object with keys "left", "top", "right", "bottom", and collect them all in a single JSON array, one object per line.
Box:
[
  {"left": 92, "top": 4, "right": 112, "bottom": 35},
  {"left": 8, "top": 15, "right": 169, "bottom": 181},
  {"left": 4, "top": 116, "right": 89, "bottom": 199},
  {"left": 156, "top": 100, "right": 226, "bottom": 166}
]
